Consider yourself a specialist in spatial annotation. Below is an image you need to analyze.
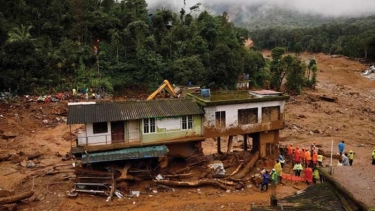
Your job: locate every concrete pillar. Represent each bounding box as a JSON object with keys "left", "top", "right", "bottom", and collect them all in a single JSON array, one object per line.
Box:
[
  {"left": 244, "top": 134, "right": 248, "bottom": 151},
  {"left": 227, "top": 135, "right": 233, "bottom": 153},
  {"left": 217, "top": 137, "right": 222, "bottom": 154}
]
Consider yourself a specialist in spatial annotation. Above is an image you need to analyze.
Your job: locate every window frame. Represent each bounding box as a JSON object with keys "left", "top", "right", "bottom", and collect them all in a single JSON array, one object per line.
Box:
[
  {"left": 93, "top": 122, "right": 108, "bottom": 134},
  {"left": 238, "top": 108, "right": 258, "bottom": 125},
  {"left": 182, "top": 115, "right": 193, "bottom": 130},
  {"left": 261, "top": 106, "right": 280, "bottom": 122},
  {"left": 143, "top": 118, "right": 156, "bottom": 134},
  {"left": 215, "top": 111, "right": 226, "bottom": 128}
]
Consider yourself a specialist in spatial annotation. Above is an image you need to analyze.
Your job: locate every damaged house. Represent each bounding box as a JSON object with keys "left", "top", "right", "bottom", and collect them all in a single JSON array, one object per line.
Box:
[
  {"left": 67, "top": 90, "right": 289, "bottom": 164},
  {"left": 68, "top": 99, "right": 205, "bottom": 164},
  {"left": 187, "top": 90, "right": 289, "bottom": 158}
]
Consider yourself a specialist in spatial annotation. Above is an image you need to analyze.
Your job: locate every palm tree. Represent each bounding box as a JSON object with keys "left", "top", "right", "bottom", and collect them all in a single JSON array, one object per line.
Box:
[{"left": 7, "top": 24, "right": 32, "bottom": 43}]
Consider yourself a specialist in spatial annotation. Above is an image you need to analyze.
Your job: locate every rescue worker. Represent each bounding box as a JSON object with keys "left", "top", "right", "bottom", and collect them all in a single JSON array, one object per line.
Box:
[
  {"left": 312, "top": 150, "right": 318, "bottom": 167},
  {"left": 304, "top": 166, "right": 313, "bottom": 185},
  {"left": 279, "top": 155, "right": 285, "bottom": 168},
  {"left": 293, "top": 162, "right": 304, "bottom": 177},
  {"left": 300, "top": 148, "right": 306, "bottom": 167},
  {"left": 338, "top": 141, "right": 345, "bottom": 156},
  {"left": 274, "top": 160, "right": 283, "bottom": 185},
  {"left": 305, "top": 149, "right": 312, "bottom": 168},
  {"left": 342, "top": 153, "right": 350, "bottom": 166},
  {"left": 270, "top": 169, "right": 278, "bottom": 185},
  {"left": 372, "top": 148, "right": 375, "bottom": 165},
  {"left": 261, "top": 170, "right": 270, "bottom": 191},
  {"left": 294, "top": 147, "right": 301, "bottom": 165},
  {"left": 287, "top": 144, "right": 293, "bottom": 160},
  {"left": 348, "top": 150, "right": 355, "bottom": 166},
  {"left": 317, "top": 153, "right": 324, "bottom": 167},
  {"left": 312, "top": 167, "right": 320, "bottom": 184}
]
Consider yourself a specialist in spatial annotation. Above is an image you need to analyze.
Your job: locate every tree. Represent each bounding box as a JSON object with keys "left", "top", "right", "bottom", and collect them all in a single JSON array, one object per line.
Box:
[
  {"left": 7, "top": 24, "right": 32, "bottom": 43},
  {"left": 109, "top": 28, "right": 122, "bottom": 64},
  {"left": 270, "top": 47, "right": 286, "bottom": 91}
]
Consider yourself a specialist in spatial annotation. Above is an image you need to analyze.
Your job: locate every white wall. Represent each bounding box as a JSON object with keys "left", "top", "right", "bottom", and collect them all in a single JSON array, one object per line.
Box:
[
  {"left": 204, "top": 100, "right": 285, "bottom": 127},
  {"left": 156, "top": 117, "right": 181, "bottom": 131},
  {"left": 77, "top": 122, "right": 112, "bottom": 146}
]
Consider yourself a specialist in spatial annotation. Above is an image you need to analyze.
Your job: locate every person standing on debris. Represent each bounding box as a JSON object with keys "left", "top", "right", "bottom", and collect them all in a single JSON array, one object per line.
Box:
[
  {"left": 304, "top": 166, "right": 313, "bottom": 185},
  {"left": 274, "top": 160, "right": 283, "bottom": 185},
  {"left": 372, "top": 148, "right": 375, "bottom": 165},
  {"left": 317, "top": 153, "right": 324, "bottom": 167},
  {"left": 338, "top": 141, "right": 345, "bottom": 156},
  {"left": 294, "top": 147, "right": 301, "bottom": 165},
  {"left": 342, "top": 153, "right": 350, "bottom": 166},
  {"left": 312, "top": 150, "right": 318, "bottom": 167},
  {"left": 312, "top": 167, "right": 320, "bottom": 184},
  {"left": 301, "top": 148, "right": 306, "bottom": 167},
  {"left": 270, "top": 169, "right": 278, "bottom": 186},
  {"left": 261, "top": 170, "right": 270, "bottom": 191},
  {"left": 305, "top": 149, "right": 312, "bottom": 168},
  {"left": 348, "top": 150, "right": 355, "bottom": 166},
  {"left": 279, "top": 155, "right": 285, "bottom": 168},
  {"left": 287, "top": 144, "right": 293, "bottom": 160},
  {"left": 293, "top": 162, "right": 303, "bottom": 177}
]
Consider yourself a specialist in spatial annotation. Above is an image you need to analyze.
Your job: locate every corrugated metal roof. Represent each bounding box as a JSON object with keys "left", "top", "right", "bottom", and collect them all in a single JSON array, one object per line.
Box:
[
  {"left": 82, "top": 145, "right": 169, "bottom": 164},
  {"left": 67, "top": 99, "right": 204, "bottom": 124}
]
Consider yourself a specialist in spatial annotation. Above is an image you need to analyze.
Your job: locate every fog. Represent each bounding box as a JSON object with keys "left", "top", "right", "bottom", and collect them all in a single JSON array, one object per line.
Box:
[{"left": 146, "top": 0, "right": 375, "bottom": 17}]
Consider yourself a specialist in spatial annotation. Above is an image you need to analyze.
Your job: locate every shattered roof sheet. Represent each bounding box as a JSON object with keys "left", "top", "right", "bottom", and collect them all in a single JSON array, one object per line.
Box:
[
  {"left": 67, "top": 99, "right": 204, "bottom": 124},
  {"left": 82, "top": 145, "right": 169, "bottom": 164}
]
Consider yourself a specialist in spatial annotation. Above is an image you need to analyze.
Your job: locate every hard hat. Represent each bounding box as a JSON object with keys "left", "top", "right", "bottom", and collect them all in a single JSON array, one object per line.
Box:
[
  {"left": 272, "top": 169, "right": 276, "bottom": 172},
  {"left": 349, "top": 150, "right": 353, "bottom": 153}
]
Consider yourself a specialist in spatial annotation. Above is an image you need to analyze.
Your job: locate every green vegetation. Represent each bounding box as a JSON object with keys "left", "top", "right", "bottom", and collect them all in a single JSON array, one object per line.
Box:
[
  {"left": 0, "top": 0, "right": 321, "bottom": 96},
  {"left": 250, "top": 15, "right": 375, "bottom": 60}
]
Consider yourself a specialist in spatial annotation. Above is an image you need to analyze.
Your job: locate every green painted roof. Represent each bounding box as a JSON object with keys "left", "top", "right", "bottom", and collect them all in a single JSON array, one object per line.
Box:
[
  {"left": 82, "top": 145, "right": 169, "bottom": 164},
  {"left": 67, "top": 98, "right": 204, "bottom": 124}
]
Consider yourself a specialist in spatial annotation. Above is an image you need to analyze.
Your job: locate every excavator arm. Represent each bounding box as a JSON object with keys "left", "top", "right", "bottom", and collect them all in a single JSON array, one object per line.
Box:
[{"left": 147, "top": 80, "right": 177, "bottom": 100}]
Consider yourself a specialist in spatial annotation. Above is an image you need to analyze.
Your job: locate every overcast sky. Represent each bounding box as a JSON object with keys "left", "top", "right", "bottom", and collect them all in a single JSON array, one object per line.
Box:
[{"left": 146, "top": 0, "right": 375, "bottom": 17}]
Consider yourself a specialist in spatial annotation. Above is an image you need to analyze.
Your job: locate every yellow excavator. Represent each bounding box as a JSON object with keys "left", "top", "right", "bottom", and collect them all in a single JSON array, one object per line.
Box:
[{"left": 147, "top": 80, "right": 181, "bottom": 100}]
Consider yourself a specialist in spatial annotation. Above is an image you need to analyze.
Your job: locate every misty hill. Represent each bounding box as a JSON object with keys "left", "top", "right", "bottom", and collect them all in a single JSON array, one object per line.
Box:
[{"left": 208, "top": 3, "right": 374, "bottom": 30}]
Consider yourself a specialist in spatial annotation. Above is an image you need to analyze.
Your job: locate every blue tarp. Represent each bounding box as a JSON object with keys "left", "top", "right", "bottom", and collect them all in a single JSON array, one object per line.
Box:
[{"left": 82, "top": 145, "right": 169, "bottom": 164}]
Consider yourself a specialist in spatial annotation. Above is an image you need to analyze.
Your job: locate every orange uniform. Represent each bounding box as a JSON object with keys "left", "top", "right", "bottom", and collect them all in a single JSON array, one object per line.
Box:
[
  {"left": 287, "top": 144, "right": 293, "bottom": 158},
  {"left": 312, "top": 151, "right": 318, "bottom": 165},
  {"left": 305, "top": 150, "right": 312, "bottom": 167}
]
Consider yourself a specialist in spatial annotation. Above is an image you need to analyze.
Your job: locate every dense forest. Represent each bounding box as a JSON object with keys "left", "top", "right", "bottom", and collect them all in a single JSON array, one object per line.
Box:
[
  {"left": 0, "top": 0, "right": 271, "bottom": 95},
  {"left": 250, "top": 16, "right": 375, "bottom": 60},
  {"left": 0, "top": 0, "right": 371, "bottom": 96}
]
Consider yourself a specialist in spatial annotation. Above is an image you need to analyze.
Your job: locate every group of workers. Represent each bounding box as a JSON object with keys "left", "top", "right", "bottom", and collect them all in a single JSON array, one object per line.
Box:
[
  {"left": 260, "top": 141, "right": 375, "bottom": 192},
  {"left": 286, "top": 142, "right": 323, "bottom": 168}
]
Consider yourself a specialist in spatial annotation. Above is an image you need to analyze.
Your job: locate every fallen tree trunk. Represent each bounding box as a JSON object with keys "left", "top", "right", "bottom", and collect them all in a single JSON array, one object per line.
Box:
[
  {"left": 230, "top": 163, "right": 244, "bottom": 176},
  {"left": 0, "top": 191, "right": 34, "bottom": 205},
  {"left": 233, "top": 151, "right": 259, "bottom": 179},
  {"left": 217, "top": 179, "right": 236, "bottom": 186},
  {"left": 163, "top": 172, "right": 192, "bottom": 179},
  {"left": 153, "top": 179, "right": 228, "bottom": 190}
]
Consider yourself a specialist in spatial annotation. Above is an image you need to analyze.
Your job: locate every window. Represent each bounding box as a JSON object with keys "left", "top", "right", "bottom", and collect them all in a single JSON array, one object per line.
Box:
[
  {"left": 215, "top": 111, "right": 226, "bottom": 128},
  {"left": 143, "top": 118, "right": 156, "bottom": 133},
  {"left": 238, "top": 108, "right": 258, "bottom": 125},
  {"left": 182, "top": 115, "right": 193, "bottom": 130},
  {"left": 262, "top": 106, "right": 280, "bottom": 122},
  {"left": 93, "top": 122, "right": 108, "bottom": 134}
]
